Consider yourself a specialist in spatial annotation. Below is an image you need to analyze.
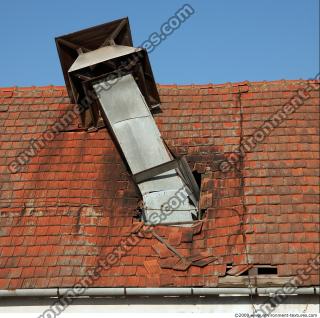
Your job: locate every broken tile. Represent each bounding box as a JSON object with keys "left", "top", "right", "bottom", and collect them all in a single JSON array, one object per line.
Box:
[
  {"left": 192, "top": 256, "right": 218, "bottom": 267},
  {"left": 159, "top": 256, "right": 180, "bottom": 269},
  {"left": 151, "top": 242, "right": 173, "bottom": 259},
  {"left": 192, "top": 221, "right": 203, "bottom": 235},
  {"left": 173, "top": 258, "right": 192, "bottom": 271},
  {"left": 226, "top": 264, "right": 253, "bottom": 276},
  {"left": 130, "top": 222, "right": 144, "bottom": 233},
  {"left": 190, "top": 250, "right": 211, "bottom": 262}
]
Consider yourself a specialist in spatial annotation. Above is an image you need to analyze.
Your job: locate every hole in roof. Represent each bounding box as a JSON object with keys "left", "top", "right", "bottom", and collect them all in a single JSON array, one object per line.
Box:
[
  {"left": 192, "top": 170, "right": 202, "bottom": 189},
  {"left": 238, "top": 269, "right": 249, "bottom": 276},
  {"left": 192, "top": 170, "right": 206, "bottom": 220},
  {"left": 258, "top": 267, "right": 278, "bottom": 275},
  {"left": 238, "top": 266, "right": 278, "bottom": 276}
]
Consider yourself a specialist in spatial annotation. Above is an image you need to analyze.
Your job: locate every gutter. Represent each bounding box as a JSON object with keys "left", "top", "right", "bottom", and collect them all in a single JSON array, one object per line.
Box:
[{"left": 0, "top": 287, "right": 318, "bottom": 298}]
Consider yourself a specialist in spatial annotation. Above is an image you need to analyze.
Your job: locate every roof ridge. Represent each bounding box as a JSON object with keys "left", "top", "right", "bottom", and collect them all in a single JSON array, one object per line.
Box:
[{"left": 0, "top": 78, "right": 316, "bottom": 91}]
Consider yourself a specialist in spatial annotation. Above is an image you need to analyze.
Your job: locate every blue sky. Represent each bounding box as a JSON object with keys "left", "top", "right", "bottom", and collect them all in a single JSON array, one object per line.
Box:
[{"left": 0, "top": 0, "right": 318, "bottom": 87}]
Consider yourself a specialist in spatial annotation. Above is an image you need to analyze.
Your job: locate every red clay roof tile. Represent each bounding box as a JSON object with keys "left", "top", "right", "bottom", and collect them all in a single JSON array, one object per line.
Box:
[{"left": 0, "top": 80, "right": 319, "bottom": 289}]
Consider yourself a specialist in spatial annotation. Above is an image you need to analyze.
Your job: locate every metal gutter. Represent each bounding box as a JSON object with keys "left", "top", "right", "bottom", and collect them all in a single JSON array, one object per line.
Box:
[
  {"left": 0, "top": 287, "right": 317, "bottom": 298},
  {"left": 192, "top": 288, "right": 255, "bottom": 295},
  {"left": 126, "top": 288, "right": 191, "bottom": 296},
  {"left": 256, "top": 287, "right": 317, "bottom": 295}
]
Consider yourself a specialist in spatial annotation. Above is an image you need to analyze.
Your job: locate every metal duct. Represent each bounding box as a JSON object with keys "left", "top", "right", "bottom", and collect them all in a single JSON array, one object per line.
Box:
[{"left": 93, "top": 74, "right": 198, "bottom": 225}]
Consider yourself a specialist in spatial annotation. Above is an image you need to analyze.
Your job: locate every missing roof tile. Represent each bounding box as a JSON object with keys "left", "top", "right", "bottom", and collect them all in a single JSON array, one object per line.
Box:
[
  {"left": 258, "top": 266, "right": 278, "bottom": 275},
  {"left": 192, "top": 170, "right": 202, "bottom": 189},
  {"left": 227, "top": 265, "right": 278, "bottom": 277},
  {"left": 192, "top": 170, "right": 208, "bottom": 220}
]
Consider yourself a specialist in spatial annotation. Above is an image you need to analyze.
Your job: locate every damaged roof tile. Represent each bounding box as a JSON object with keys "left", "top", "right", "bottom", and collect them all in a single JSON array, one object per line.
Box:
[
  {"left": 192, "top": 256, "right": 218, "bottom": 267},
  {"left": 159, "top": 256, "right": 180, "bottom": 269},
  {"left": 151, "top": 242, "right": 173, "bottom": 259},
  {"left": 226, "top": 264, "right": 253, "bottom": 276},
  {"left": 173, "top": 258, "right": 192, "bottom": 271}
]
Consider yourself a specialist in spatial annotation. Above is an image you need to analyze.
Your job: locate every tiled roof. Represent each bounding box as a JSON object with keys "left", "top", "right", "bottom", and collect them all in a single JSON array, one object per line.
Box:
[{"left": 0, "top": 79, "right": 319, "bottom": 289}]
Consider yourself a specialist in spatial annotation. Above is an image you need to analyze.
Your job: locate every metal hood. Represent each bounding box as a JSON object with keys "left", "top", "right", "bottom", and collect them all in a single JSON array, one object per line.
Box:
[{"left": 68, "top": 45, "right": 142, "bottom": 73}]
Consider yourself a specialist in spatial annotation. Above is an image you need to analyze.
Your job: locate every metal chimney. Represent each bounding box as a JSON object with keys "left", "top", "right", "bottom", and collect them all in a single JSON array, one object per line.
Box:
[{"left": 56, "top": 18, "right": 199, "bottom": 225}]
